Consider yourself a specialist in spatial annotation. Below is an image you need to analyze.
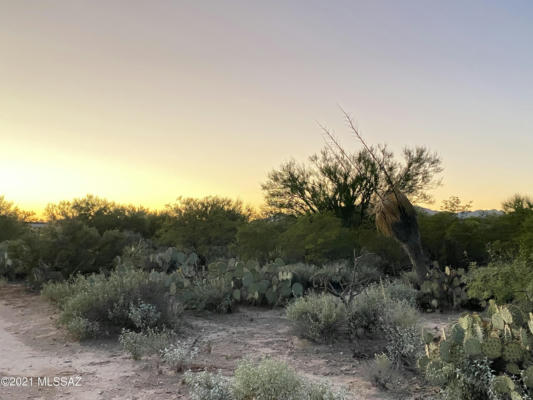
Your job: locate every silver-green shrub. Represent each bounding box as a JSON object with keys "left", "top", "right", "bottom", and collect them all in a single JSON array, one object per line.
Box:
[
  {"left": 160, "top": 340, "right": 199, "bottom": 371},
  {"left": 232, "top": 358, "right": 346, "bottom": 400},
  {"left": 183, "top": 370, "right": 233, "bottom": 400},
  {"left": 45, "top": 265, "right": 182, "bottom": 339},
  {"left": 119, "top": 328, "right": 175, "bottom": 360},
  {"left": 347, "top": 280, "right": 418, "bottom": 337},
  {"left": 348, "top": 280, "right": 422, "bottom": 367},
  {"left": 286, "top": 292, "right": 346, "bottom": 343},
  {"left": 233, "top": 358, "right": 302, "bottom": 400},
  {"left": 362, "top": 353, "right": 406, "bottom": 392}
]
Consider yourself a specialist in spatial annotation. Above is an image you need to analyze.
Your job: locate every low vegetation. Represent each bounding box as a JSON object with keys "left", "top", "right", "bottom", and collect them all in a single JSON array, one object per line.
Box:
[
  {"left": 42, "top": 265, "right": 182, "bottom": 339},
  {"left": 184, "top": 358, "right": 346, "bottom": 400},
  {"left": 286, "top": 292, "right": 346, "bottom": 343},
  {"left": 1, "top": 154, "right": 533, "bottom": 399},
  {"left": 419, "top": 305, "right": 533, "bottom": 399}
]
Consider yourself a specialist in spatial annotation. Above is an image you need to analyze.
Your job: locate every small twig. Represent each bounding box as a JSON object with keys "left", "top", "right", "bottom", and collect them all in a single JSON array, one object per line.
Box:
[{"left": 339, "top": 107, "right": 402, "bottom": 203}]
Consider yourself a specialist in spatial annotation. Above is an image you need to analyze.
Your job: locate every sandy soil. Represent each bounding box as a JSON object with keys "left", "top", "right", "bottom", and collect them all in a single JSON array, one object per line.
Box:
[{"left": 0, "top": 284, "right": 457, "bottom": 400}]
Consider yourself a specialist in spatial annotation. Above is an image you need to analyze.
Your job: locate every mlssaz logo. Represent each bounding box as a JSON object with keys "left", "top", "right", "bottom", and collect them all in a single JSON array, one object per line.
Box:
[{"left": 38, "top": 376, "right": 82, "bottom": 387}]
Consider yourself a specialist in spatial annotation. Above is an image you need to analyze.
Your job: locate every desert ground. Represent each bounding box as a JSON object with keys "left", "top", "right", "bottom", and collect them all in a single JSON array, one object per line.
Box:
[{"left": 0, "top": 284, "right": 459, "bottom": 400}]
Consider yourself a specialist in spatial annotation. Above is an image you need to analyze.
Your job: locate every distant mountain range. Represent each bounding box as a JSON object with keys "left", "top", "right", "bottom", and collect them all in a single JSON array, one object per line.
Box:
[{"left": 416, "top": 207, "right": 504, "bottom": 218}]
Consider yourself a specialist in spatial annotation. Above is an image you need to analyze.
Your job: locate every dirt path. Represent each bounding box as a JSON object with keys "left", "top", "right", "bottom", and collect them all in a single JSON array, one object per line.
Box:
[
  {"left": 0, "top": 284, "right": 453, "bottom": 400},
  {"left": 0, "top": 285, "right": 183, "bottom": 400}
]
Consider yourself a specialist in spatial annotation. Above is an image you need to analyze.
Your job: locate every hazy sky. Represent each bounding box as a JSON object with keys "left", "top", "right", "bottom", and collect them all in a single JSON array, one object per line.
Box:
[{"left": 1, "top": 1, "right": 532, "bottom": 214}]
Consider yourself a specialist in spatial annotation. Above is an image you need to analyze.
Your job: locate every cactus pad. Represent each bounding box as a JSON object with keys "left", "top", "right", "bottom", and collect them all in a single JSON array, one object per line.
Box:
[
  {"left": 523, "top": 365, "right": 533, "bottom": 388},
  {"left": 481, "top": 337, "right": 502, "bottom": 359},
  {"left": 463, "top": 337, "right": 482, "bottom": 357},
  {"left": 503, "top": 342, "right": 524, "bottom": 363},
  {"left": 492, "top": 375, "right": 515, "bottom": 394}
]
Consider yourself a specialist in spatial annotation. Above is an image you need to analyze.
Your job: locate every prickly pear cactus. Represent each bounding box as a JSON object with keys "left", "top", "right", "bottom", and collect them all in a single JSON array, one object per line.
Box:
[
  {"left": 481, "top": 337, "right": 502, "bottom": 359},
  {"left": 419, "top": 305, "right": 533, "bottom": 398},
  {"left": 417, "top": 265, "right": 469, "bottom": 311}
]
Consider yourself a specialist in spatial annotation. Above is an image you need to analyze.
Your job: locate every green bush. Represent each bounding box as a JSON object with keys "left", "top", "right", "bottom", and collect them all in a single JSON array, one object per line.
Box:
[
  {"left": 157, "top": 196, "right": 251, "bottom": 262},
  {"left": 160, "top": 340, "right": 199, "bottom": 371},
  {"left": 236, "top": 217, "right": 289, "bottom": 264},
  {"left": 0, "top": 196, "right": 30, "bottom": 243},
  {"left": 4, "top": 220, "right": 141, "bottom": 286},
  {"left": 0, "top": 239, "right": 35, "bottom": 281},
  {"left": 278, "top": 262, "right": 318, "bottom": 288},
  {"left": 43, "top": 266, "right": 182, "bottom": 339},
  {"left": 232, "top": 358, "right": 302, "bottom": 400},
  {"left": 347, "top": 281, "right": 421, "bottom": 366},
  {"left": 286, "top": 293, "right": 345, "bottom": 343},
  {"left": 183, "top": 370, "right": 233, "bottom": 400},
  {"left": 347, "top": 281, "right": 418, "bottom": 336},
  {"left": 44, "top": 194, "right": 160, "bottom": 237},
  {"left": 354, "top": 227, "right": 408, "bottom": 274},
  {"left": 119, "top": 328, "right": 175, "bottom": 360},
  {"left": 180, "top": 278, "right": 235, "bottom": 313},
  {"left": 310, "top": 255, "right": 387, "bottom": 297},
  {"left": 279, "top": 213, "right": 355, "bottom": 264},
  {"left": 362, "top": 353, "right": 406, "bottom": 392},
  {"left": 467, "top": 256, "right": 533, "bottom": 304},
  {"left": 232, "top": 358, "right": 345, "bottom": 400}
]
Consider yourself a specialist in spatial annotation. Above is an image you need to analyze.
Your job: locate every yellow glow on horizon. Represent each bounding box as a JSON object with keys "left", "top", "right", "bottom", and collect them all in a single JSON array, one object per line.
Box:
[{"left": 1, "top": 2, "right": 531, "bottom": 216}]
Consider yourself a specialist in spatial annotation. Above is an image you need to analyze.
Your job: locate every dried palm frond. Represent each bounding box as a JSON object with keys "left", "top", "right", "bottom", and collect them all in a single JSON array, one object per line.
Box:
[{"left": 374, "top": 189, "right": 417, "bottom": 240}]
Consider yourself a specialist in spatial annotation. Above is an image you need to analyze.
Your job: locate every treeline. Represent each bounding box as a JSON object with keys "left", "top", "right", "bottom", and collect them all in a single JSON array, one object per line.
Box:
[
  {"left": 1, "top": 144, "right": 531, "bottom": 287},
  {"left": 1, "top": 192, "right": 532, "bottom": 287}
]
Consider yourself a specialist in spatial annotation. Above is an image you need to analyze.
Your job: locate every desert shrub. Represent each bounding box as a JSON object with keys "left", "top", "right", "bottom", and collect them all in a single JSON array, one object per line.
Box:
[
  {"left": 38, "top": 219, "right": 102, "bottom": 277},
  {"left": 180, "top": 278, "right": 235, "bottom": 313},
  {"left": 467, "top": 256, "right": 533, "bottom": 304},
  {"left": 42, "top": 276, "right": 87, "bottom": 304},
  {"left": 310, "top": 255, "right": 390, "bottom": 302},
  {"left": 183, "top": 370, "right": 233, "bottom": 400},
  {"left": 354, "top": 227, "right": 408, "bottom": 274},
  {"left": 232, "top": 358, "right": 345, "bottom": 400},
  {"left": 119, "top": 328, "right": 175, "bottom": 360},
  {"left": 279, "top": 262, "right": 318, "bottom": 288},
  {"left": 0, "top": 196, "right": 30, "bottom": 243},
  {"left": 64, "top": 316, "right": 101, "bottom": 339},
  {"left": 157, "top": 196, "right": 251, "bottom": 262},
  {"left": 44, "top": 194, "right": 159, "bottom": 237},
  {"left": 304, "top": 382, "right": 346, "bottom": 400},
  {"left": 45, "top": 266, "right": 182, "bottom": 339},
  {"left": 311, "top": 262, "right": 352, "bottom": 292},
  {"left": 236, "top": 217, "right": 290, "bottom": 264},
  {"left": 383, "top": 279, "right": 418, "bottom": 306},
  {"left": 385, "top": 324, "right": 423, "bottom": 367},
  {"left": 286, "top": 292, "right": 346, "bottom": 343},
  {"left": 6, "top": 220, "right": 141, "bottom": 286},
  {"left": 0, "top": 238, "right": 35, "bottom": 281},
  {"left": 160, "top": 339, "right": 199, "bottom": 371},
  {"left": 279, "top": 213, "right": 355, "bottom": 264},
  {"left": 347, "top": 280, "right": 418, "bottom": 336},
  {"left": 348, "top": 281, "right": 422, "bottom": 367},
  {"left": 362, "top": 353, "right": 407, "bottom": 392},
  {"left": 233, "top": 358, "right": 303, "bottom": 400}
]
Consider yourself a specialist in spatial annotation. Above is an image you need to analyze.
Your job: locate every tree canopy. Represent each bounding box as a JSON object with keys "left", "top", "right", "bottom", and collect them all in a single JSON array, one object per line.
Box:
[
  {"left": 44, "top": 194, "right": 157, "bottom": 236},
  {"left": 261, "top": 145, "right": 442, "bottom": 226},
  {"left": 158, "top": 196, "right": 252, "bottom": 262}
]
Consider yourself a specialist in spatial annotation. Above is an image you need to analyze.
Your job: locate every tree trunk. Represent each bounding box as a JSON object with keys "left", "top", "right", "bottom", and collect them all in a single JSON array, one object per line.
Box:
[{"left": 399, "top": 234, "right": 429, "bottom": 283}]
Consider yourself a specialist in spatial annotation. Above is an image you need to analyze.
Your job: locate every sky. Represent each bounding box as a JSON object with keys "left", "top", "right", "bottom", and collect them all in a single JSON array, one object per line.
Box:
[{"left": 1, "top": 0, "right": 532, "bottom": 215}]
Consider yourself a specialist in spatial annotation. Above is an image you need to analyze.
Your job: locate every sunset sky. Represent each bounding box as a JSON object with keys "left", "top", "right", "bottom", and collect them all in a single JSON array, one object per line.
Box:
[{"left": 1, "top": 1, "right": 532, "bottom": 215}]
